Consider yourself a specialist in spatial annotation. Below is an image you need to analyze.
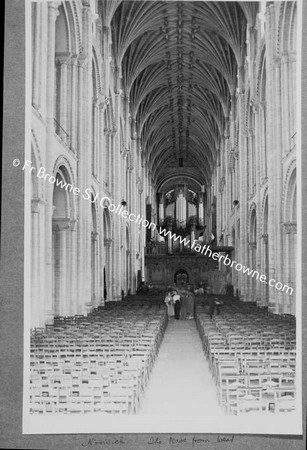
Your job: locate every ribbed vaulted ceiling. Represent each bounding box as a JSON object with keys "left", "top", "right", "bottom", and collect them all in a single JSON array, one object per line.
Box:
[{"left": 104, "top": 1, "right": 257, "bottom": 190}]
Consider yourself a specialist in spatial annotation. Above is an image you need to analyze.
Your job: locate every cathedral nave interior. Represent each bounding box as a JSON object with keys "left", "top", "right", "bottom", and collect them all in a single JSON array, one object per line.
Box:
[{"left": 28, "top": 0, "right": 298, "bottom": 422}]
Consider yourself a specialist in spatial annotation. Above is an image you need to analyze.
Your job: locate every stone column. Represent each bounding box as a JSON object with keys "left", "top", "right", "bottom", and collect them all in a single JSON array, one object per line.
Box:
[
  {"left": 91, "top": 231, "right": 99, "bottom": 307},
  {"left": 59, "top": 229, "right": 67, "bottom": 315},
  {"left": 166, "top": 218, "right": 173, "bottom": 254},
  {"left": 129, "top": 139, "right": 137, "bottom": 293},
  {"left": 237, "top": 87, "right": 248, "bottom": 301},
  {"left": 56, "top": 53, "right": 71, "bottom": 137},
  {"left": 190, "top": 224, "right": 196, "bottom": 253},
  {"left": 265, "top": 4, "right": 284, "bottom": 314},
  {"left": 76, "top": 58, "right": 85, "bottom": 315},
  {"left": 289, "top": 223, "right": 297, "bottom": 315},
  {"left": 159, "top": 193, "right": 164, "bottom": 223},
  {"left": 70, "top": 55, "right": 78, "bottom": 152},
  {"left": 259, "top": 102, "right": 267, "bottom": 180},
  {"left": 198, "top": 193, "right": 204, "bottom": 226},
  {"left": 139, "top": 178, "right": 146, "bottom": 282},
  {"left": 69, "top": 219, "right": 78, "bottom": 315},
  {"left": 31, "top": 199, "right": 40, "bottom": 328},
  {"left": 95, "top": 231, "right": 100, "bottom": 307},
  {"left": 216, "top": 161, "right": 221, "bottom": 243},
  {"left": 261, "top": 233, "right": 269, "bottom": 307},
  {"left": 44, "top": 2, "right": 59, "bottom": 324},
  {"left": 253, "top": 100, "right": 262, "bottom": 304},
  {"left": 104, "top": 129, "right": 110, "bottom": 185},
  {"left": 32, "top": 2, "right": 41, "bottom": 109},
  {"left": 273, "top": 56, "right": 284, "bottom": 313},
  {"left": 218, "top": 174, "right": 225, "bottom": 245},
  {"left": 265, "top": 4, "right": 276, "bottom": 312},
  {"left": 92, "top": 98, "right": 98, "bottom": 176},
  {"left": 111, "top": 90, "right": 122, "bottom": 301},
  {"left": 99, "top": 97, "right": 106, "bottom": 181},
  {"left": 76, "top": 1, "right": 93, "bottom": 315},
  {"left": 103, "top": 238, "right": 112, "bottom": 302},
  {"left": 282, "top": 222, "right": 297, "bottom": 314},
  {"left": 253, "top": 100, "right": 261, "bottom": 187},
  {"left": 52, "top": 218, "right": 71, "bottom": 316},
  {"left": 102, "top": 26, "right": 110, "bottom": 91},
  {"left": 224, "top": 134, "right": 231, "bottom": 237},
  {"left": 97, "top": 202, "right": 104, "bottom": 306},
  {"left": 281, "top": 53, "right": 291, "bottom": 154},
  {"left": 289, "top": 54, "right": 296, "bottom": 138}
]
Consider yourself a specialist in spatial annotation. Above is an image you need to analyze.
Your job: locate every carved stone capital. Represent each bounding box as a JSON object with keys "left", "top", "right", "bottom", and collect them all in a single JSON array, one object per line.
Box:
[
  {"left": 122, "top": 146, "right": 129, "bottom": 158},
  {"left": 70, "top": 219, "right": 78, "bottom": 231},
  {"left": 104, "top": 237, "right": 113, "bottom": 247},
  {"left": 273, "top": 56, "right": 281, "bottom": 68},
  {"left": 52, "top": 218, "right": 71, "bottom": 232},
  {"left": 92, "top": 231, "right": 99, "bottom": 241},
  {"left": 56, "top": 52, "right": 72, "bottom": 66},
  {"left": 281, "top": 53, "right": 290, "bottom": 64},
  {"left": 31, "top": 197, "right": 47, "bottom": 213},
  {"left": 282, "top": 222, "right": 297, "bottom": 234},
  {"left": 261, "top": 233, "right": 268, "bottom": 244},
  {"left": 77, "top": 53, "right": 88, "bottom": 68},
  {"left": 251, "top": 97, "right": 260, "bottom": 113},
  {"left": 219, "top": 176, "right": 225, "bottom": 193},
  {"left": 104, "top": 127, "right": 112, "bottom": 136},
  {"left": 70, "top": 54, "right": 79, "bottom": 66},
  {"left": 233, "top": 150, "right": 239, "bottom": 160},
  {"left": 48, "top": 2, "right": 60, "bottom": 18}
]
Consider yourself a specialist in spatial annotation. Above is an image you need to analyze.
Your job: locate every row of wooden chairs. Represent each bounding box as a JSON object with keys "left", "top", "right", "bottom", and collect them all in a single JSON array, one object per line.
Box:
[
  {"left": 195, "top": 300, "right": 296, "bottom": 415},
  {"left": 30, "top": 304, "right": 168, "bottom": 414}
]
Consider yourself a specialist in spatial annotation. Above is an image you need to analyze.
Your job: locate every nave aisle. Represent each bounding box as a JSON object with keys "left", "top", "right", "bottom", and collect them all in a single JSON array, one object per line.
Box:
[{"left": 139, "top": 320, "right": 224, "bottom": 416}]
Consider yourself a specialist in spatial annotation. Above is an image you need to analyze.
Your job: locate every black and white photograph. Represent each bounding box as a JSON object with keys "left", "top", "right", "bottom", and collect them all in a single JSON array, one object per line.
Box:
[{"left": 1, "top": 0, "right": 306, "bottom": 447}]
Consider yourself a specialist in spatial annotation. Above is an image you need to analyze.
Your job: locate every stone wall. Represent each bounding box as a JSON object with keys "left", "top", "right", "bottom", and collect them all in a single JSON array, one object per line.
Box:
[{"left": 145, "top": 255, "right": 227, "bottom": 294}]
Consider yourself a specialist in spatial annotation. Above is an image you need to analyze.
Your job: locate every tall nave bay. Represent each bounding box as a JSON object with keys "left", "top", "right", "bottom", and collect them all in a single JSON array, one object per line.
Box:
[
  {"left": 83, "top": 188, "right": 156, "bottom": 230},
  {"left": 22, "top": 159, "right": 157, "bottom": 230}
]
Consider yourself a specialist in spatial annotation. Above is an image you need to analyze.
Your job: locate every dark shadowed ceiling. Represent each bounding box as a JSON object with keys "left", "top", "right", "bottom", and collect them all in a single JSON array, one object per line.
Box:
[{"left": 101, "top": 1, "right": 258, "bottom": 191}]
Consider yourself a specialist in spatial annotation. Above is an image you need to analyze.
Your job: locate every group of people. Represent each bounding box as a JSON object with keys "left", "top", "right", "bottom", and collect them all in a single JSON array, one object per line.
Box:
[
  {"left": 165, "top": 285, "right": 224, "bottom": 321},
  {"left": 164, "top": 288, "right": 195, "bottom": 320}
]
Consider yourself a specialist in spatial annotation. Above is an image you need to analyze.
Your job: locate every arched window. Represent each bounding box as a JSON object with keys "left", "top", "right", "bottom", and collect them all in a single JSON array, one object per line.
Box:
[
  {"left": 285, "top": 168, "right": 297, "bottom": 223},
  {"left": 250, "top": 209, "right": 257, "bottom": 245}
]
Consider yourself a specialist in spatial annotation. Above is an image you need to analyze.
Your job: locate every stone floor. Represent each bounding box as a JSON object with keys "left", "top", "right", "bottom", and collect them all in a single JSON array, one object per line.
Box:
[{"left": 139, "top": 318, "right": 225, "bottom": 416}]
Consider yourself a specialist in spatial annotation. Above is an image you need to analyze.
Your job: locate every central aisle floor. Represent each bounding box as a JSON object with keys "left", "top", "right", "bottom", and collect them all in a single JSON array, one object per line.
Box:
[{"left": 139, "top": 319, "right": 225, "bottom": 416}]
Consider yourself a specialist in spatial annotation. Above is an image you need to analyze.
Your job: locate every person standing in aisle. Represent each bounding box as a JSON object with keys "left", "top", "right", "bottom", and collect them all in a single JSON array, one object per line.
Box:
[
  {"left": 164, "top": 291, "right": 175, "bottom": 319},
  {"left": 173, "top": 291, "right": 181, "bottom": 320}
]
